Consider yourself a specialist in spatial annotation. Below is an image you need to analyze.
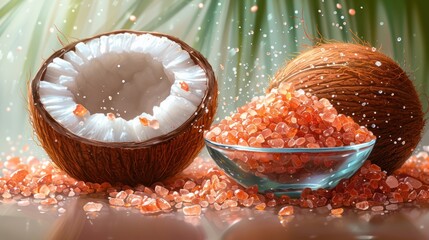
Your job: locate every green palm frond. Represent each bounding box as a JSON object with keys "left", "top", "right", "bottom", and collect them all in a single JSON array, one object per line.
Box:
[{"left": 0, "top": 0, "right": 427, "bottom": 153}]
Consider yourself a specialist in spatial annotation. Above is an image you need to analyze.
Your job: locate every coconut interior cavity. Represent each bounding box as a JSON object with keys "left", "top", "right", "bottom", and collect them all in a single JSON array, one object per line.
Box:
[
  {"left": 74, "top": 52, "right": 174, "bottom": 120},
  {"left": 39, "top": 33, "right": 208, "bottom": 142}
]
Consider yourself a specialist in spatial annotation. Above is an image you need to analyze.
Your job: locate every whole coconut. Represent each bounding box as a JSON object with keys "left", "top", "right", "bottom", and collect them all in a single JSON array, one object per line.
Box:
[{"left": 268, "top": 42, "right": 424, "bottom": 173}]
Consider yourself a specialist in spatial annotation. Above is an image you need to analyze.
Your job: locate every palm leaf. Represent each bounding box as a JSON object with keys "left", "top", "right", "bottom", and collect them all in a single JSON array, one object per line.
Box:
[{"left": 0, "top": 0, "right": 427, "bottom": 153}]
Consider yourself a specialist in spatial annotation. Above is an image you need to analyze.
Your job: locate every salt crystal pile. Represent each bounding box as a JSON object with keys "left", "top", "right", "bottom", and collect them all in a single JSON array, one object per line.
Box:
[
  {"left": 1, "top": 145, "right": 429, "bottom": 219},
  {"left": 205, "top": 83, "right": 375, "bottom": 181},
  {"left": 205, "top": 82, "right": 375, "bottom": 148}
]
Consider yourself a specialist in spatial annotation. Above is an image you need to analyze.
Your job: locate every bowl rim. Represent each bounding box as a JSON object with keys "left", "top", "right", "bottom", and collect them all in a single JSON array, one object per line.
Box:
[{"left": 204, "top": 138, "right": 376, "bottom": 153}]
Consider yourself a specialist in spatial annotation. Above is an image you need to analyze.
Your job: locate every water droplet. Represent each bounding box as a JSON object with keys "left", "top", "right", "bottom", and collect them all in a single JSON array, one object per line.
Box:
[
  {"left": 198, "top": 3, "right": 204, "bottom": 8},
  {"left": 397, "top": 37, "right": 402, "bottom": 42},
  {"left": 129, "top": 15, "right": 136, "bottom": 22},
  {"left": 250, "top": 5, "right": 258, "bottom": 12}
]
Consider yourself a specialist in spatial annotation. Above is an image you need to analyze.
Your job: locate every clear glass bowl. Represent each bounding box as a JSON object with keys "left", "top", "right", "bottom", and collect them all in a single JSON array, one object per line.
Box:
[{"left": 205, "top": 139, "right": 376, "bottom": 197}]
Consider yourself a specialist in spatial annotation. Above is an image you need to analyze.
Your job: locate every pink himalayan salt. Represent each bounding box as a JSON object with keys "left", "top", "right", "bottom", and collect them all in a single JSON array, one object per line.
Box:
[
  {"left": 355, "top": 201, "right": 369, "bottom": 210},
  {"left": 183, "top": 205, "right": 202, "bottom": 216},
  {"left": 255, "top": 203, "right": 266, "bottom": 210},
  {"left": 278, "top": 206, "right": 294, "bottom": 216},
  {"left": 371, "top": 206, "right": 384, "bottom": 212},
  {"left": 3, "top": 142, "right": 429, "bottom": 221},
  {"left": 140, "top": 199, "right": 160, "bottom": 213},
  {"left": 156, "top": 198, "right": 172, "bottom": 210},
  {"left": 155, "top": 185, "right": 169, "bottom": 197},
  {"left": 183, "top": 181, "right": 196, "bottom": 190},
  {"left": 205, "top": 83, "right": 375, "bottom": 149},
  {"left": 9, "top": 169, "right": 28, "bottom": 182},
  {"left": 109, "top": 198, "right": 124, "bottom": 206},
  {"left": 331, "top": 208, "right": 344, "bottom": 216},
  {"left": 83, "top": 202, "right": 103, "bottom": 212},
  {"left": 385, "top": 176, "right": 399, "bottom": 188}
]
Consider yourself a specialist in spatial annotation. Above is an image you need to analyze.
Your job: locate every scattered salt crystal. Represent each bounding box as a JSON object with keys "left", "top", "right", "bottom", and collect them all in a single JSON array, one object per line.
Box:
[
  {"left": 115, "top": 191, "right": 128, "bottom": 199},
  {"left": 9, "top": 169, "right": 28, "bottom": 182},
  {"left": 404, "top": 177, "right": 422, "bottom": 189},
  {"left": 386, "top": 204, "right": 398, "bottom": 211},
  {"left": 156, "top": 198, "right": 172, "bottom": 210},
  {"left": 39, "top": 184, "right": 50, "bottom": 195},
  {"left": 83, "top": 202, "right": 103, "bottom": 212},
  {"left": 109, "top": 198, "right": 124, "bottom": 206},
  {"left": 58, "top": 208, "right": 66, "bottom": 214},
  {"left": 255, "top": 203, "right": 266, "bottom": 210},
  {"left": 355, "top": 201, "right": 369, "bottom": 210},
  {"left": 278, "top": 206, "right": 294, "bottom": 216},
  {"left": 155, "top": 185, "right": 169, "bottom": 197},
  {"left": 331, "top": 208, "right": 344, "bottom": 216},
  {"left": 375, "top": 61, "right": 382, "bottom": 67},
  {"left": 34, "top": 193, "right": 46, "bottom": 199},
  {"left": 385, "top": 176, "right": 399, "bottom": 188},
  {"left": 371, "top": 206, "right": 384, "bottom": 212},
  {"left": 183, "top": 205, "right": 201, "bottom": 216}
]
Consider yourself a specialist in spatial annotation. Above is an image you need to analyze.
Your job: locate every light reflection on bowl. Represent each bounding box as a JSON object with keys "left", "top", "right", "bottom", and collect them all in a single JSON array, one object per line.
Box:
[{"left": 205, "top": 139, "right": 375, "bottom": 197}]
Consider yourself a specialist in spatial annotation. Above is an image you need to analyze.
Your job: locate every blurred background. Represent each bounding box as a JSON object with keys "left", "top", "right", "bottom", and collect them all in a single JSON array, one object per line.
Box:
[{"left": 0, "top": 0, "right": 428, "bottom": 158}]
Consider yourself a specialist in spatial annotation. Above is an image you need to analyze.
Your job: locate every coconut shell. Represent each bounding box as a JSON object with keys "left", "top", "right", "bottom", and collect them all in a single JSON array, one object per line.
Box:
[
  {"left": 29, "top": 30, "right": 217, "bottom": 186},
  {"left": 268, "top": 43, "right": 424, "bottom": 174}
]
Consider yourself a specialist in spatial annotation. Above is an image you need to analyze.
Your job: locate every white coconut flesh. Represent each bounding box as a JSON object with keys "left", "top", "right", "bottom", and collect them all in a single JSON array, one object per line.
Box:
[{"left": 38, "top": 33, "right": 208, "bottom": 142}]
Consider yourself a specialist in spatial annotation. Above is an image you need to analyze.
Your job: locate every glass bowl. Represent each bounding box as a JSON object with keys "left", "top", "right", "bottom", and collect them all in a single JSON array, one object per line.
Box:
[{"left": 205, "top": 139, "right": 376, "bottom": 197}]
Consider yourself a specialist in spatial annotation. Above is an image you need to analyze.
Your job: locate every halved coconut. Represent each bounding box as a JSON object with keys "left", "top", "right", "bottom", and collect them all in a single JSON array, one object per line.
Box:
[{"left": 29, "top": 30, "right": 217, "bottom": 185}]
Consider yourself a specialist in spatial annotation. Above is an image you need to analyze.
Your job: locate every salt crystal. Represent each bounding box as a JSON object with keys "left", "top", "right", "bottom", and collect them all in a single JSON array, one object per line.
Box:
[
  {"left": 34, "top": 193, "right": 46, "bottom": 199},
  {"left": 9, "top": 169, "right": 28, "bottom": 182},
  {"left": 385, "top": 204, "right": 398, "bottom": 211},
  {"left": 404, "top": 177, "right": 422, "bottom": 189},
  {"left": 183, "top": 205, "right": 202, "bottom": 216},
  {"left": 58, "top": 208, "right": 66, "bottom": 214},
  {"left": 109, "top": 198, "right": 124, "bottom": 206},
  {"left": 355, "top": 201, "right": 369, "bottom": 210},
  {"left": 371, "top": 206, "right": 384, "bottom": 212},
  {"left": 184, "top": 181, "right": 196, "bottom": 190},
  {"left": 115, "top": 191, "right": 128, "bottom": 199},
  {"left": 385, "top": 176, "right": 399, "bottom": 188},
  {"left": 83, "top": 202, "right": 103, "bottom": 212},
  {"left": 278, "top": 206, "right": 294, "bottom": 216},
  {"left": 39, "top": 184, "right": 50, "bottom": 195},
  {"left": 255, "top": 203, "right": 266, "bottom": 210},
  {"left": 156, "top": 198, "right": 172, "bottom": 210},
  {"left": 140, "top": 199, "right": 160, "bottom": 213},
  {"left": 155, "top": 185, "right": 169, "bottom": 197},
  {"left": 331, "top": 208, "right": 344, "bottom": 216}
]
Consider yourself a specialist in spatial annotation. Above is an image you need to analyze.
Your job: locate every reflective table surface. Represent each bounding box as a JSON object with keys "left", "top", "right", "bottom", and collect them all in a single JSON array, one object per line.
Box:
[{"left": 1, "top": 196, "right": 428, "bottom": 240}]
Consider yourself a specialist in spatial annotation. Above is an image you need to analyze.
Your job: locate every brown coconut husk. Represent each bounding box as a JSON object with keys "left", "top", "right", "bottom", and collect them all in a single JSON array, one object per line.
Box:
[
  {"left": 268, "top": 42, "right": 424, "bottom": 174},
  {"left": 29, "top": 30, "right": 217, "bottom": 185}
]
